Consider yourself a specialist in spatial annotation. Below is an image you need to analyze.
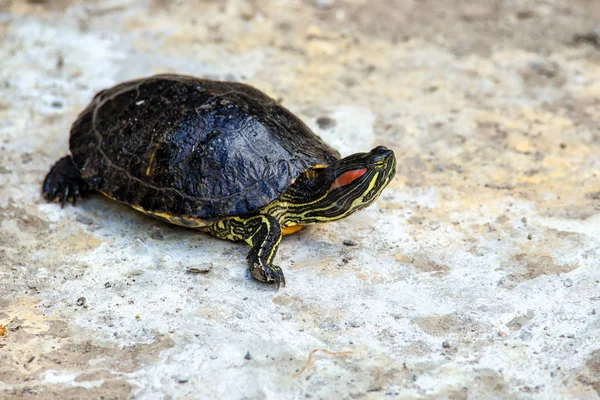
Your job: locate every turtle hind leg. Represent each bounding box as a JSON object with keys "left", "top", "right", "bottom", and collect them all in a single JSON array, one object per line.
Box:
[{"left": 42, "top": 155, "right": 90, "bottom": 207}]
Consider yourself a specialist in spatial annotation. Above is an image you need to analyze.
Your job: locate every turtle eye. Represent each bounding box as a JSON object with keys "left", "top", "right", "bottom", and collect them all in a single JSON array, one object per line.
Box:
[{"left": 373, "top": 160, "right": 385, "bottom": 169}]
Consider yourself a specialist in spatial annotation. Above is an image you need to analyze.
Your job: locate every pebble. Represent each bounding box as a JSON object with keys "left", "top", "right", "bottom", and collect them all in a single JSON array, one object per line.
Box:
[
  {"left": 313, "top": 0, "right": 334, "bottom": 9},
  {"left": 343, "top": 240, "right": 357, "bottom": 247},
  {"left": 316, "top": 116, "right": 336, "bottom": 129},
  {"left": 244, "top": 351, "right": 251, "bottom": 360},
  {"left": 8, "top": 320, "right": 20, "bottom": 332},
  {"left": 281, "top": 312, "right": 292, "bottom": 320},
  {"left": 442, "top": 340, "right": 450, "bottom": 348},
  {"left": 76, "top": 297, "right": 86, "bottom": 306},
  {"left": 428, "top": 220, "right": 441, "bottom": 231},
  {"left": 150, "top": 227, "right": 164, "bottom": 240},
  {"left": 76, "top": 215, "right": 94, "bottom": 225},
  {"left": 563, "top": 278, "right": 573, "bottom": 288},
  {"left": 187, "top": 263, "right": 213, "bottom": 274},
  {"left": 520, "top": 331, "right": 533, "bottom": 341}
]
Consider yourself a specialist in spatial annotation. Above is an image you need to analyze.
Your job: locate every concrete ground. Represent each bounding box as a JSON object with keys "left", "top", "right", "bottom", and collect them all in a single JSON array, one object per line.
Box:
[{"left": 1, "top": 0, "right": 600, "bottom": 398}]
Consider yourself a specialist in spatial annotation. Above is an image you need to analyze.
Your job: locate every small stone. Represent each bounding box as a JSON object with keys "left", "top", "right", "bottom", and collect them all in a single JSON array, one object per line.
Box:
[
  {"left": 244, "top": 351, "right": 251, "bottom": 360},
  {"left": 343, "top": 240, "right": 357, "bottom": 247},
  {"left": 51, "top": 100, "right": 63, "bottom": 108},
  {"left": 316, "top": 116, "right": 336, "bottom": 129},
  {"left": 320, "top": 322, "right": 336, "bottom": 329},
  {"left": 573, "top": 27, "right": 600, "bottom": 47},
  {"left": 442, "top": 340, "right": 451, "bottom": 348},
  {"left": 178, "top": 378, "right": 188, "bottom": 384},
  {"left": 209, "top": 355, "right": 218, "bottom": 360},
  {"left": 236, "top": 313, "right": 244, "bottom": 319},
  {"left": 104, "top": 282, "right": 112, "bottom": 288},
  {"left": 7, "top": 320, "right": 20, "bottom": 332},
  {"left": 281, "top": 312, "right": 292, "bottom": 320},
  {"left": 76, "top": 215, "right": 93, "bottom": 225},
  {"left": 520, "top": 331, "right": 533, "bottom": 341},
  {"left": 348, "top": 321, "right": 361, "bottom": 328},
  {"left": 76, "top": 297, "right": 86, "bottom": 306},
  {"left": 187, "top": 263, "right": 213, "bottom": 274},
  {"left": 150, "top": 227, "right": 164, "bottom": 240},
  {"left": 516, "top": 10, "right": 535, "bottom": 19},
  {"left": 567, "top": 334, "right": 575, "bottom": 338},
  {"left": 527, "top": 233, "right": 533, "bottom": 240},
  {"left": 429, "top": 221, "right": 441, "bottom": 231},
  {"left": 563, "top": 278, "right": 573, "bottom": 288},
  {"left": 314, "top": 0, "right": 333, "bottom": 5}
]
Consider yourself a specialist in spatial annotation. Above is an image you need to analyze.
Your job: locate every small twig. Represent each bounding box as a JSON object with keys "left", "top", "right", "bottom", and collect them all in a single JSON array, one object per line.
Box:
[{"left": 293, "top": 349, "right": 352, "bottom": 377}]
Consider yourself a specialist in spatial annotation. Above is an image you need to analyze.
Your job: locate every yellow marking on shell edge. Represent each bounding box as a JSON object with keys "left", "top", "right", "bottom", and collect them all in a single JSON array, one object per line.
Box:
[
  {"left": 130, "top": 205, "right": 209, "bottom": 228},
  {"left": 282, "top": 225, "right": 305, "bottom": 236}
]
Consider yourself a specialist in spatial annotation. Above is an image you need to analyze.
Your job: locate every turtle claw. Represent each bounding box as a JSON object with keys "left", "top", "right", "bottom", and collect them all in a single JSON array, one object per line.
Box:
[
  {"left": 249, "top": 262, "right": 286, "bottom": 288},
  {"left": 43, "top": 156, "right": 89, "bottom": 207},
  {"left": 268, "top": 265, "right": 286, "bottom": 289}
]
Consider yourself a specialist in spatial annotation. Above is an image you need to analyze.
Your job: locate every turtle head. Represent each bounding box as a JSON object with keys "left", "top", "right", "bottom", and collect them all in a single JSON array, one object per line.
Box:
[{"left": 280, "top": 146, "right": 396, "bottom": 223}]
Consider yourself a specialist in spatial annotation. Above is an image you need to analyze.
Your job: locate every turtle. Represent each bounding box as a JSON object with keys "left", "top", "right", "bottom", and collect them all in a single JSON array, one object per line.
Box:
[{"left": 42, "top": 74, "right": 396, "bottom": 287}]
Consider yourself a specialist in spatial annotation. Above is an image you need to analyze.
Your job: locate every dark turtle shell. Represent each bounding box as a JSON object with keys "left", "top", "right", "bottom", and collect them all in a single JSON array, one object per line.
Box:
[{"left": 70, "top": 74, "right": 340, "bottom": 222}]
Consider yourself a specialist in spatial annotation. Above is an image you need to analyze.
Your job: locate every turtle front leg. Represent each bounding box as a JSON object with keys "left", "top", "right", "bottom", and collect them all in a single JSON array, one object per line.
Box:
[{"left": 208, "top": 215, "right": 285, "bottom": 287}]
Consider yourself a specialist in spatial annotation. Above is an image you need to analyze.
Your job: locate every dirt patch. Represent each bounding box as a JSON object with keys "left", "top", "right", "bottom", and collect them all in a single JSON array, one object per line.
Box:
[
  {"left": 395, "top": 253, "right": 450, "bottom": 276},
  {"left": 502, "top": 253, "right": 579, "bottom": 284},
  {"left": 320, "top": 0, "right": 600, "bottom": 56},
  {"left": 2, "top": 380, "right": 133, "bottom": 400},
  {"left": 416, "top": 312, "right": 489, "bottom": 341},
  {"left": 0, "top": 296, "right": 174, "bottom": 398},
  {"left": 577, "top": 349, "right": 600, "bottom": 395},
  {"left": 0, "top": 202, "right": 50, "bottom": 233}
]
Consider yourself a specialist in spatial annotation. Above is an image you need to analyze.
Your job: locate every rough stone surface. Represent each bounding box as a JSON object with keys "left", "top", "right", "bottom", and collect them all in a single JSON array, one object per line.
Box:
[{"left": 1, "top": 1, "right": 600, "bottom": 398}]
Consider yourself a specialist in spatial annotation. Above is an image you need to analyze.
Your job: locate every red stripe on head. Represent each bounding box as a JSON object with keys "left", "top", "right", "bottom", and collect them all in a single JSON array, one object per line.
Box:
[{"left": 329, "top": 168, "right": 367, "bottom": 191}]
